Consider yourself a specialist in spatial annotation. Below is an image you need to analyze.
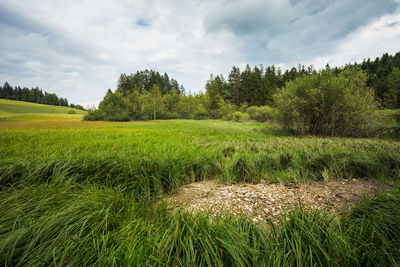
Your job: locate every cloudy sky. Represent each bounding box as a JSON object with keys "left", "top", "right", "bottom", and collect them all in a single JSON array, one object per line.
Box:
[{"left": 1, "top": 0, "right": 400, "bottom": 106}]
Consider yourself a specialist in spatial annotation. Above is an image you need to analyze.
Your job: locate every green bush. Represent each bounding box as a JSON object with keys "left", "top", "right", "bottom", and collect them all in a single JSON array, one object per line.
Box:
[
  {"left": 246, "top": 106, "right": 277, "bottom": 122},
  {"left": 194, "top": 103, "right": 209, "bottom": 120},
  {"left": 84, "top": 105, "right": 131, "bottom": 121},
  {"left": 84, "top": 110, "right": 106, "bottom": 121},
  {"left": 274, "top": 67, "right": 378, "bottom": 136},
  {"left": 232, "top": 111, "right": 250, "bottom": 122},
  {"left": 218, "top": 99, "right": 236, "bottom": 120},
  {"left": 232, "top": 111, "right": 242, "bottom": 122},
  {"left": 105, "top": 112, "right": 131, "bottom": 122},
  {"left": 240, "top": 112, "right": 250, "bottom": 122},
  {"left": 67, "top": 110, "right": 76, "bottom": 114}
]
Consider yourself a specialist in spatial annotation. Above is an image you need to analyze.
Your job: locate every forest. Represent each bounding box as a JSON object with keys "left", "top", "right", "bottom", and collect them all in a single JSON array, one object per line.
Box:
[
  {"left": 85, "top": 51, "right": 400, "bottom": 123},
  {"left": 0, "top": 82, "right": 85, "bottom": 110}
]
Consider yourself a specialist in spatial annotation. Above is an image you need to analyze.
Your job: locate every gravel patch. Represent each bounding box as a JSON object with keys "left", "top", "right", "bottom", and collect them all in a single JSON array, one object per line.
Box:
[{"left": 166, "top": 179, "right": 391, "bottom": 223}]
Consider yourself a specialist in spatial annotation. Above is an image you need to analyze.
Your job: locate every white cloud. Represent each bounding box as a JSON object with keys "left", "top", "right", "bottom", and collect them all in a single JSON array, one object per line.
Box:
[
  {"left": 0, "top": 0, "right": 399, "bottom": 105},
  {"left": 310, "top": 11, "right": 400, "bottom": 68}
]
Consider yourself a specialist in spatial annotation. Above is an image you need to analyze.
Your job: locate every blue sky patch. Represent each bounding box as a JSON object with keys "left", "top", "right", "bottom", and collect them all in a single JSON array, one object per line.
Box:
[{"left": 136, "top": 18, "right": 150, "bottom": 27}]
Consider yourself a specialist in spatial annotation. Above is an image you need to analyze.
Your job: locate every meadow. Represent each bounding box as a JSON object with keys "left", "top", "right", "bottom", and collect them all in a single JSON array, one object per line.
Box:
[
  {"left": 0, "top": 99, "right": 87, "bottom": 117},
  {"left": 1, "top": 105, "right": 400, "bottom": 266}
]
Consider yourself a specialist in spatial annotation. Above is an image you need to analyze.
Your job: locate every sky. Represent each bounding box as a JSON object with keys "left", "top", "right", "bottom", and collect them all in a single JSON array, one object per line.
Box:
[{"left": 0, "top": 0, "right": 400, "bottom": 107}]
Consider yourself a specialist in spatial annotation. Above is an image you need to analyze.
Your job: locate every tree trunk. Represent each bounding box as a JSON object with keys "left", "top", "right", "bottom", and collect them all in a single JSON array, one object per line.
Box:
[{"left": 153, "top": 101, "right": 156, "bottom": 120}]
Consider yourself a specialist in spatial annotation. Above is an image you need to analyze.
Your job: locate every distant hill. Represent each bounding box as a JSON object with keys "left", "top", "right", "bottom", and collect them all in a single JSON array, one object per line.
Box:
[{"left": 0, "top": 99, "right": 87, "bottom": 117}]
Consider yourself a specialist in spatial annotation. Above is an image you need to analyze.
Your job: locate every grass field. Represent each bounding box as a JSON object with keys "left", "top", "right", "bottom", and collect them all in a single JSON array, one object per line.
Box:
[
  {"left": 1, "top": 119, "right": 399, "bottom": 195},
  {"left": 1, "top": 104, "right": 400, "bottom": 266},
  {"left": 0, "top": 99, "right": 87, "bottom": 117}
]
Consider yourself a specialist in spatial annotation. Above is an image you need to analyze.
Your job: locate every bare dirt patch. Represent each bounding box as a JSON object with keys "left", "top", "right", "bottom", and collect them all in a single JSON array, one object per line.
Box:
[{"left": 166, "top": 179, "right": 391, "bottom": 223}]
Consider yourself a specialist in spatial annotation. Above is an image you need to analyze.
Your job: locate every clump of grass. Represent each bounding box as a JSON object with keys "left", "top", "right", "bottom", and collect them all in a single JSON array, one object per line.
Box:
[
  {"left": 1, "top": 184, "right": 400, "bottom": 266},
  {"left": 342, "top": 190, "right": 400, "bottom": 265},
  {"left": 268, "top": 208, "right": 350, "bottom": 266},
  {"left": 0, "top": 185, "right": 269, "bottom": 266},
  {"left": 0, "top": 153, "right": 218, "bottom": 199},
  {"left": 0, "top": 185, "right": 125, "bottom": 266}
]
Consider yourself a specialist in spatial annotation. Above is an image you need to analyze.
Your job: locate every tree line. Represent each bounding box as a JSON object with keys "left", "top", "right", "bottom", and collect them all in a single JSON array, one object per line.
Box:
[
  {"left": 86, "top": 70, "right": 205, "bottom": 121},
  {"left": 206, "top": 51, "right": 400, "bottom": 110},
  {"left": 85, "top": 66, "right": 315, "bottom": 121},
  {"left": 86, "top": 51, "right": 400, "bottom": 122},
  {"left": 0, "top": 82, "right": 85, "bottom": 110},
  {"left": 359, "top": 52, "right": 400, "bottom": 108}
]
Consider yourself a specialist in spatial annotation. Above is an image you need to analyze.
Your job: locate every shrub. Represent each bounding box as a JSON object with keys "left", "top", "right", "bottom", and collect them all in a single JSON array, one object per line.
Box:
[
  {"left": 246, "top": 106, "right": 277, "bottom": 122},
  {"left": 84, "top": 110, "right": 105, "bottom": 121},
  {"left": 232, "top": 111, "right": 250, "bottom": 122},
  {"left": 240, "top": 112, "right": 250, "bottom": 122},
  {"left": 232, "top": 111, "right": 242, "bottom": 122},
  {"left": 105, "top": 112, "right": 131, "bottom": 122},
  {"left": 163, "top": 111, "right": 179, "bottom": 119},
  {"left": 274, "top": 67, "right": 378, "bottom": 136},
  {"left": 222, "top": 112, "right": 234, "bottom": 121},
  {"left": 218, "top": 100, "right": 236, "bottom": 120},
  {"left": 194, "top": 103, "right": 209, "bottom": 120},
  {"left": 67, "top": 110, "right": 76, "bottom": 114}
]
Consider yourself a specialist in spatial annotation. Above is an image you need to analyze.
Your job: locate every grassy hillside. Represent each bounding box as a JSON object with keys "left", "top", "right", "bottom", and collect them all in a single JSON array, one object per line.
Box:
[{"left": 0, "top": 99, "right": 86, "bottom": 117}]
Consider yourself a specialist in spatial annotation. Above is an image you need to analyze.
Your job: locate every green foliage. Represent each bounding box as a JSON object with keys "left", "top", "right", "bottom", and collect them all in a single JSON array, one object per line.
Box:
[
  {"left": 83, "top": 109, "right": 105, "bottom": 121},
  {"left": 90, "top": 52, "right": 400, "bottom": 122},
  {"left": 204, "top": 51, "right": 400, "bottom": 116},
  {"left": 194, "top": 103, "right": 208, "bottom": 120},
  {"left": 105, "top": 112, "right": 131, "bottom": 122},
  {"left": 87, "top": 71, "right": 216, "bottom": 121},
  {"left": 151, "top": 84, "right": 163, "bottom": 120},
  {"left": 246, "top": 105, "right": 277, "bottom": 122},
  {"left": 231, "top": 110, "right": 251, "bottom": 123},
  {"left": 117, "top": 70, "right": 184, "bottom": 95},
  {"left": 209, "top": 64, "right": 315, "bottom": 109},
  {"left": 383, "top": 67, "right": 400, "bottom": 107},
  {"left": 240, "top": 112, "right": 250, "bottom": 122},
  {"left": 361, "top": 52, "right": 400, "bottom": 108},
  {"left": 176, "top": 95, "right": 195, "bottom": 119},
  {"left": 274, "top": 67, "right": 378, "bottom": 136},
  {"left": 232, "top": 111, "right": 242, "bottom": 122},
  {"left": 218, "top": 99, "right": 236, "bottom": 120},
  {"left": 205, "top": 74, "right": 226, "bottom": 118}
]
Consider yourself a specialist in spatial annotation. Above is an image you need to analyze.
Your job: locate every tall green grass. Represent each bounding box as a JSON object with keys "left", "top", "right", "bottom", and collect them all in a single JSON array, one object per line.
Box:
[
  {"left": 1, "top": 120, "right": 399, "bottom": 199},
  {"left": 1, "top": 184, "right": 399, "bottom": 266},
  {"left": 1, "top": 118, "right": 400, "bottom": 265}
]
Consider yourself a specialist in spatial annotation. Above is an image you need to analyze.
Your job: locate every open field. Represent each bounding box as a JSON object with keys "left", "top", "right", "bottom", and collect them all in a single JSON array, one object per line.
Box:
[
  {"left": 1, "top": 118, "right": 399, "bottom": 195},
  {"left": 0, "top": 99, "right": 87, "bottom": 117},
  {"left": 1, "top": 112, "right": 400, "bottom": 266}
]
